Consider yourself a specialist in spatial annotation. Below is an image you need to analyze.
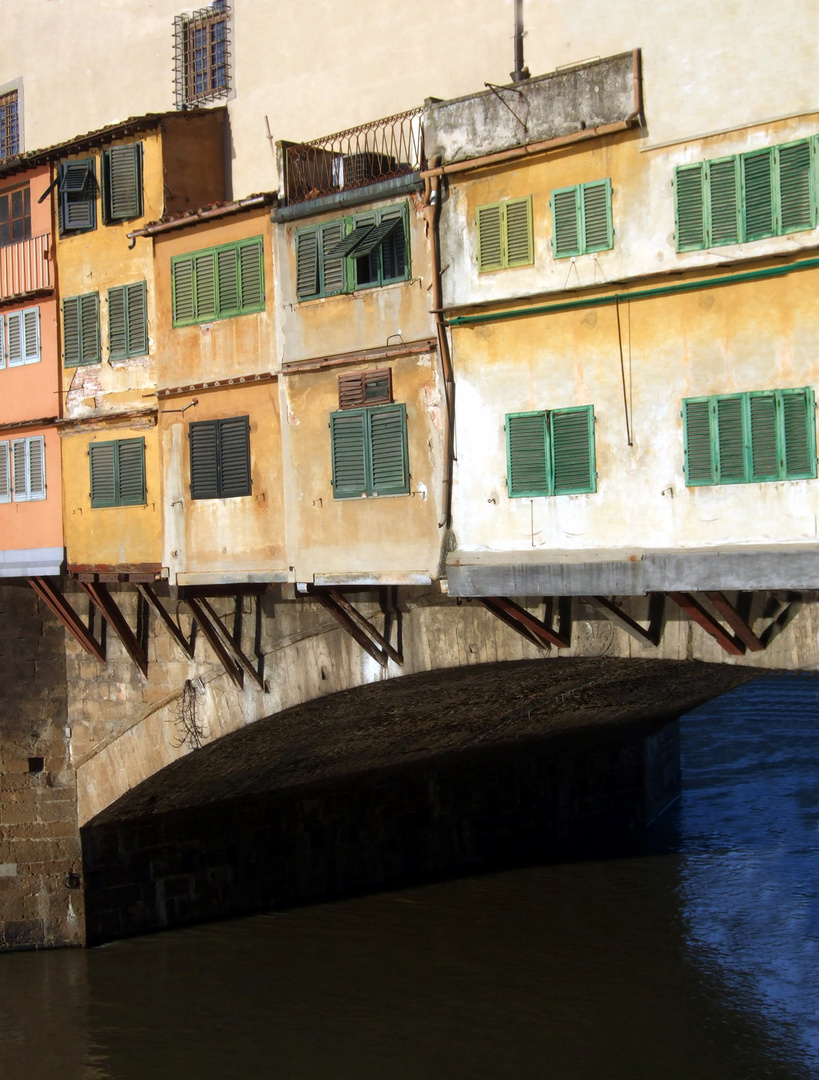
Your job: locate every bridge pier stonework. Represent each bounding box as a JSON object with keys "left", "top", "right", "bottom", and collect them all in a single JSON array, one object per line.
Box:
[{"left": 3, "top": 580, "right": 818, "bottom": 947}]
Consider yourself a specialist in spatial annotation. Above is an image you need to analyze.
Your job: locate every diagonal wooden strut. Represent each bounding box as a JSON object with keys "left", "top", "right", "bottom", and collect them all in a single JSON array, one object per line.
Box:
[
  {"left": 27, "top": 576, "right": 106, "bottom": 664},
  {"left": 183, "top": 596, "right": 265, "bottom": 690},
  {"left": 703, "top": 592, "right": 764, "bottom": 652},
  {"left": 137, "top": 583, "right": 196, "bottom": 658},
  {"left": 581, "top": 594, "right": 663, "bottom": 647},
  {"left": 307, "top": 587, "right": 403, "bottom": 667},
  {"left": 667, "top": 591, "right": 744, "bottom": 655},
  {"left": 479, "top": 597, "right": 571, "bottom": 649},
  {"left": 79, "top": 581, "right": 148, "bottom": 676}
]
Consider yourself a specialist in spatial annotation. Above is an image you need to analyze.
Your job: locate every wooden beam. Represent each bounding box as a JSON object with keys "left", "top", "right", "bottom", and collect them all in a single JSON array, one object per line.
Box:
[
  {"left": 479, "top": 596, "right": 571, "bottom": 649},
  {"left": 581, "top": 595, "right": 659, "bottom": 647},
  {"left": 185, "top": 597, "right": 244, "bottom": 688},
  {"left": 27, "top": 576, "right": 106, "bottom": 664},
  {"left": 78, "top": 581, "right": 148, "bottom": 676},
  {"left": 137, "top": 583, "right": 195, "bottom": 658},
  {"left": 307, "top": 588, "right": 389, "bottom": 667},
  {"left": 704, "top": 592, "right": 764, "bottom": 651},
  {"left": 326, "top": 588, "right": 403, "bottom": 665},
  {"left": 667, "top": 592, "right": 744, "bottom": 655},
  {"left": 198, "top": 597, "right": 265, "bottom": 689}
]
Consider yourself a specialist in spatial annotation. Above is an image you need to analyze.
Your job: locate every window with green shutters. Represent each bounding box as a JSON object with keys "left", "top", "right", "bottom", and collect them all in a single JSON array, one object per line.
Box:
[
  {"left": 675, "top": 136, "right": 817, "bottom": 251},
  {"left": 171, "top": 237, "right": 265, "bottom": 326},
  {"left": 683, "top": 388, "right": 816, "bottom": 486},
  {"left": 89, "top": 438, "right": 146, "bottom": 508},
  {"left": 59, "top": 158, "right": 96, "bottom": 234},
  {"left": 476, "top": 197, "right": 533, "bottom": 272},
  {"left": 189, "top": 415, "right": 251, "bottom": 499},
  {"left": 102, "top": 143, "right": 143, "bottom": 223},
  {"left": 1, "top": 306, "right": 40, "bottom": 367},
  {"left": 330, "top": 402, "right": 409, "bottom": 499},
  {"left": 506, "top": 405, "right": 596, "bottom": 497},
  {"left": 551, "top": 180, "right": 613, "bottom": 259},
  {"left": 63, "top": 293, "right": 100, "bottom": 367},
  {"left": 108, "top": 281, "right": 147, "bottom": 360}
]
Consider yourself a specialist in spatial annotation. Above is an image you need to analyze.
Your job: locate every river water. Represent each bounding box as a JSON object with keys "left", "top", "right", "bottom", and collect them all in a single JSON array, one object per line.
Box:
[{"left": 1, "top": 674, "right": 818, "bottom": 1079}]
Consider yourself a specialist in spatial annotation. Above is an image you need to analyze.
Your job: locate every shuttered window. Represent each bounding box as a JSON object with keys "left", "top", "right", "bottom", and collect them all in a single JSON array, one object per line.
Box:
[
  {"left": 551, "top": 181, "right": 613, "bottom": 259},
  {"left": 11, "top": 436, "right": 46, "bottom": 502},
  {"left": 171, "top": 237, "right": 265, "bottom": 326},
  {"left": 189, "top": 415, "right": 251, "bottom": 499},
  {"left": 506, "top": 406, "right": 596, "bottom": 497},
  {"left": 89, "top": 437, "right": 146, "bottom": 508},
  {"left": 108, "top": 282, "right": 148, "bottom": 359},
  {"left": 476, "top": 197, "right": 533, "bottom": 272},
  {"left": 4, "top": 306, "right": 39, "bottom": 366},
  {"left": 102, "top": 143, "right": 143, "bottom": 223},
  {"left": 675, "top": 137, "right": 817, "bottom": 251},
  {"left": 330, "top": 402, "right": 409, "bottom": 499},
  {"left": 338, "top": 369, "right": 392, "bottom": 409},
  {"left": 59, "top": 158, "right": 96, "bottom": 233},
  {"left": 63, "top": 293, "right": 100, "bottom": 367},
  {"left": 683, "top": 388, "right": 816, "bottom": 486}
]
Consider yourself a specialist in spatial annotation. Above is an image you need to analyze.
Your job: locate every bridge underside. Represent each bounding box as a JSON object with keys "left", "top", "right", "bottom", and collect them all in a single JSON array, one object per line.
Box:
[{"left": 82, "top": 657, "right": 757, "bottom": 943}]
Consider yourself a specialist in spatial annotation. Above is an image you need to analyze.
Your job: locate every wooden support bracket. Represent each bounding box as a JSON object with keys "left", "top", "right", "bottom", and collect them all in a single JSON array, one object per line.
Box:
[
  {"left": 667, "top": 591, "right": 745, "bottom": 655},
  {"left": 479, "top": 596, "right": 571, "bottom": 650},
  {"left": 27, "top": 576, "right": 106, "bottom": 664},
  {"left": 581, "top": 594, "right": 664, "bottom": 647},
  {"left": 78, "top": 581, "right": 149, "bottom": 676},
  {"left": 184, "top": 595, "right": 265, "bottom": 690},
  {"left": 703, "top": 592, "right": 764, "bottom": 652},
  {"left": 307, "top": 587, "right": 403, "bottom": 668},
  {"left": 137, "top": 583, "right": 196, "bottom": 659}
]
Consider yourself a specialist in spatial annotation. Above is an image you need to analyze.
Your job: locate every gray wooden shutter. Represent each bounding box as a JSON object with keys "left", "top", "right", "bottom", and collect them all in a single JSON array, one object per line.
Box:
[
  {"left": 778, "top": 140, "right": 814, "bottom": 234},
  {"left": 6, "top": 310, "right": 23, "bottom": 366},
  {"left": 218, "top": 415, "right": 251, "bottom": 497},
  {"left": 127, "top": 281, "right": 148, "bottom": 356},
  {"left": 708, "top": 158, "right": 740, "bottom": 245},
  {"left": 506, "top": 412, "right": 549, "bottom": 497},
  {"left": 89, "top": 442, "right": 117, "bottom": 507},
  {"left": 217, "top": 246, "right": 239, "bottom": 315},
  {"left": 108, "top": 286, "right": 128, "bottom": 359},
  {"left": 27, "top": 436, "right": 45, "bottom": 500},
  {"left": 0, "top": 441, "right": 9, "bottom": 502},
  {"left": 477, "top": 203, "right": 504, "bottom": 271},
  {"left": 675, "top": 164, "right": 706, "bottom": 250},
  {"left": 748, "top": 393, "right": 778, "bottom": 481},
  {"left": 551, "top": 406, "right": 596, "bottom": 494},
  {"left": 60, "top": 160, "right": 96, "bottom": 231},
  {"left": 116, "top": 438, "right": 146, "bottom": 505},
  {"left": 296, "top": 229, "right": 319, "bottom": 299},
  {"left": 172, "top": 258, "right": 196, "bottom": 325},
  {"left": 11, "top": 438, "right": 27, "bottom": 501},
  {"left": 369, "top": 403, "right": 409, "bottom": 496},
  {"left": 581, "top": 182, "right": 612, "bottom": 253},
  {"left": 239, "top": 239, "right": 264, "bottom": 309},
  {"left": 780, "top": 388, "right": 815, "bottom": 478},
  {"left": 331, "top": 409, "right": 368, "bottom": 497},
  {"left": 189, "top": 420, "right": 219, "bottom": 499},
  {"left": 104, "top": 143, "right": 142, "bottom": 222},
  {"left": 320, "top": 221, "right": 346, "bottom": 295},
  {"left": 683, "top": 398, "right": 714, "bottom": 485},
  {"left": 742, "top": 148, "right": 775, "bottom": 240},
  {"left": 715, "top": 396, "right": 745, "bottom": 481},
  {"left": 23, "top": 307, "right": 39, "bottom": 363},
  {"left": 62, "top": 297, "right": 81, "bottom": 367},
  {"left": 505, "top": 197, "right": 534, "bottom": 266},
  {"left": 80, "top": 293, "right": 100, "bottom": 364},
  {"left": 552, "top": 187, "right": 581, "bottom": 258}
]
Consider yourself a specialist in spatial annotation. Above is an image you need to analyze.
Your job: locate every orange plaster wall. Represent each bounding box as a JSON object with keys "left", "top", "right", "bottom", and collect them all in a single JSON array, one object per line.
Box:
[{"left": 0, "top": 425, "right": 64, "bottom": 551}]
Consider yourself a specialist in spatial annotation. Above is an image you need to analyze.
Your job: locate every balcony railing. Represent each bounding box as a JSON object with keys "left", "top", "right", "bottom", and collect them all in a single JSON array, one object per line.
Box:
[
  {"left": 0, "top": 233, "right": 52, "bottom": 301},
  {"left": 283, "top": 108, "right": 424, "bottom": 205}
]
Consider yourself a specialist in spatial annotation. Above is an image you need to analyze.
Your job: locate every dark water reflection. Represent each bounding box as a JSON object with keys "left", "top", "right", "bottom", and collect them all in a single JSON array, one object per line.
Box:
[{"left": 1, "top": 674, "right": 817, "bottom": 1079}]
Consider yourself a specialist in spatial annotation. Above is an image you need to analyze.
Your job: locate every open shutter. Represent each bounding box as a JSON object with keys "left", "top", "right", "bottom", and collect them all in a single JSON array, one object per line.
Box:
[
  {"left": 89, "top": 442, "right": 117, "bottom": 507},
  {"left": 62, "top": 297, "right": 81, "bottom": 367},
  {"left": 683, "top": 398, "right": 714, "bottom": 485},
  {"left": 551, "top": 406, "right": 596, "bottom": 494},
  {"left": 708, "top": 158, "right": 740, "bottom": 245},
  {"left": 742, "top": 148, "right": 775, "bottom": 240},
  {"left": 172, "top": 257, "right": 195, "bottom": 325},
  {"left": 11, "top": 438, "right": 27, "bottom": 501},
  {"left": 581, "top": 182, "right": 612, "bottom": 253},
  {"left": 552, "top": 187, "right": 581, "bottom": 258},
  {"left": 189, "top": 420, "right": 220, "bottom": 499},
  {"left": 477, "top": 203, "right": 504, "bottom": 271},
  {"left": 6, "top": 310, "right": 23, "bottom": 366},
  {"left": 715, "top": 396, "right": 745, "bottom": 481},
  {"left": 780, "top": 388, "right": 815, "bottom": 479},
  {"left": 218, "top": 415, "right": 251, "bottom": 498},
  {"left": 0, "top": 442, "right": 9, "bottom": 503},
  {"left": 194, "top": 252, "right": 217, "bottom": 320},
  {"left": 320, "top": 221, "right": 346, "bottom": 295},
  {"left": 506, "top": 412, "right": 549, "bottom": 497},
  {"left": 369, "top": 403, "right": 409, "bottom": 496},
  {"left": 80, "top": 293, "right": 100, "bottom": 364},
  {"left": 778, "top": 140, "right": 814, "bottom": 234},
  {"left": 505, "top": 197, "right": 534, "bottom": 266},
  {"left": 0, "top": 315, "right": 5, "bottom": 369},
  {"left": 60, "top": 160, "right": 95, "bottom": 232},
  {"left": 216, "top": 246, "right": 239, "bottom": 315},
  {"left": 675, "top": 164, "right": 706, "bottom": 251},
  {"left": 239, "top": 239, "right": 264, "bottom": 310},
  {"left": 748, "top": 393, "right": 778, "bottom": 481},
  {"left": 23, "top": 307, "right": 39, "bottom": 363},
  {"left": 331, "top": 409, "right": 368, "bottom": 498},
  {"left": 116, "top": 438, "right": 146, "bottom": 505},
  {"left": 378, "top": 207, "right": 408, "bottom": 281},
  {"left": 295, "top": 229, "right": 319, "bottom": 299},
  {"left": 108, "top": 286, "right": 127, "bottom": 360},
  {"left": 27, "top": 436, "right": 45, "bottom": 500},
  {"left": 127, "top": 281, "right": 148, "bottom": 356},
  {"left": 104, "top": 144, "right": 142, "bottom": 222}
]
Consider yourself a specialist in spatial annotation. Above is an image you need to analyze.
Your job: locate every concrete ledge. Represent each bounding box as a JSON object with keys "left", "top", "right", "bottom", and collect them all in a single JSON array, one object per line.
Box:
[{"left": 0, "top": 548, "right": 64, "bottom": 578}]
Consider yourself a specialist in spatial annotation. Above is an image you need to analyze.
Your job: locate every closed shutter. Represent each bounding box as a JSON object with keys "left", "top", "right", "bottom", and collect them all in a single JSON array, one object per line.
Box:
[
  {"left": 295, "top": 229, "right": 319, "bottom": 299},
  {"left": 6, "top": 310, "right": 23, "bottom": 366},
  {"left": 780, "top": 388, "right": 815, "bottom": 479},
  {"left": 338, "top": 369, "right": 392, "bottom": 410},
  {"left": 109, "top": 282, "right": 147, "bottom": 359},
  {"left": 80, "top": 293, "right": 100, "bottom": 364},
  {"left": 321, "top": 221, "right": 346, "bottom": 295},
  {"left": 89, "top": 443, "right": 117, "bottom": 507},
  {"left": 505, "top": 197, "right": 534, "bottom": 266},
  {"left": 477, "top": 203, "right": 504, "bottom": 271},
  {"left": 778, "top": 140, "right": 814, "bottom": 234},
  {"left": 683, "top": 398, "right": 714, "bottom": 485},
  {"left": 0, "top": 315, "right": 5, "bottom": 369},
  {"left": 23, "top": 307, "right": 39, "bottom": 363},
  {"left": 11, "top": 438, "right": 27, "bottom": 501},
  {"left": 27, "top": 436, "right": 45, "bottom": 500},
  {"left": 104, "top": 144, "right": 142, "bottom": 222},
  {"left": 218, "top": 415, "right": 251, "bottom": 498},
  {"left": 506, "top": 412, "right": 549, "bottom": 497},
  {"left": 217, "top": 246, "right": 239, "bottom": 315},
  {"left": 127, "top": 281, "right": 148, "bottom": 356},
  {"left": 239, "top": 239, "right": 264, "bottom": 309},
  {"left": 369, "top": 403, "right": 409, "bottom": 495},
  {"left": 195, "top": 252, "right": 217, "bottom": 320},
  {"left": 63, "top": 297, "right": 81, "bottom": 366},
  {"left": 60, "top": 160, "right": 95, "bottom": 232},
  {"left": 189, "top": 420, "right": 220, "bottom": 499},
  {"left": 0, "top": 441, "right": 9, "bottom": 502},
  {"left": 331, "top": 410, "right": 368, "bottom": 498},
  {"left": 581, "top": 182, "right": 612, "bottom": 253},
  {"left": 748, "top": 393, "right": 778, "bottom": 481},
  {"left": 708, "top": 158, "right": 740, "bottom": 245},
  {"left": 108, "top": 286, "right": 127, "bottom": 359},
  {"left": 551, "top": 406, "right": 596, "bottom": 494},
  {"left": 715, "top": 396, "right": 745, "bottom": 481},
  {"left": 742, "top": 148, "right": 775, "bottom": 240},
  {"left": 116, "top": 438, "right": 146, "bottom": 505},
  {"left": 675, "top": 164, "right": 706, "bottom": 251},
  {"left": 552, "top": 187, "right": 580, "bottom": 258},
  {"left": 172, "top": 257, "right": 196, "bottom": 325}
]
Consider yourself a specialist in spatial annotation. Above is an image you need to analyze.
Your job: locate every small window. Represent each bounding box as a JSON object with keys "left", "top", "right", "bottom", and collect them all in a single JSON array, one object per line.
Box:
[
  {"left": 338, "top": 369, "right": 392, "bottom": 409},
  {"left": 0, "top": 184, "right": 30, "bottom": 247},
  {"left": 189, "top": 415, "right": 251, "bottom": 499},
  {"left": 102, "top": 144, "right": 143, "bottom": 223},
  {"left": 476, "top": 197, "right": 533, "bottom": 272},
  {"left": 330, "top": 403, "right": 409, "bottom": 499},
  {"left": 63, "top": 293, "right": 100, "bottom": 367},
  {"left": 89, "top": 438, "right": 146, "bottom": 508},
  {"left": 108, "top": 282, "right": 148, "bottom": 359},
  {"left": 683, "top": 388, "right": 816, "bottom": 486},
  {"left": 59, "top": 158, "right": 96, "bottom": 234},
  {"left": 174, "top": 2, "right": 231, "bottom": 108},
  {"left": 172, "top": 237, "right": 264, "bottom": 326},
  {"left": 551, "top": 180, "right": 613, "bottom": 259},
  {"left": 2, "top": 306, "right": 40, "bottom": 366},
  {"left": 0, "top": 90, "right": 19, "bottom": 160},
  {"left": 506, "top": 406, "right": 596, "bottom": 497},
  {"left": 10, "top": 435, "right": 45, "bottom": 502}
]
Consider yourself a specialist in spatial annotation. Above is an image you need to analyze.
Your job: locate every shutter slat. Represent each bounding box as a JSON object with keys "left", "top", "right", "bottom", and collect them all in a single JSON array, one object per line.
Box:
[
  {"left": 675, "top": 164, "right": 706, "bottom": 250},
  {"left": 683, "top": 399, "right": 713, "bottom": 484},
  {"left": 716, "top": 396, "right": 745, "bottom": 481},
  {"left": 708, "top": 158, "right": 740, "bottom": 245},
  {"left": 507, "top": 412, "right": 549, "bottom": 496},
  {"left": 477, "top": 204, "right": 503, "bottom": 271},
  {"left": 581, "top": 182, "right": 611, "bottom": 253},
  {"left": 779, "top": 140, "right": 813, "bottom": 234},
  {"left": 552, "top": 188, "right": 580, "bottom": 258},
  {"left": 749, "top": 393, "right": 778, "bottom": 480}
]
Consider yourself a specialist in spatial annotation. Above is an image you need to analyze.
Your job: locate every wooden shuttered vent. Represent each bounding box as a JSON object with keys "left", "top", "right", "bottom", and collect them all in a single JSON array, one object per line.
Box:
[
  {"left": 551, "top": 180, "right": 612, "bottom": 259},
  {"left": 189, "top": 415, "right": 251, "bottom": 500},
  {"left": 172, "top": 237, "right": 265, "bottom": 326},
  {"left": 89, "top": 438, "right": 146, "bottom": 508},
  {"left": 683, "top": 388, "right": 816, "bottom": 486},
  {"left": 476, "top": 197, "right": 533, "bottom": 272},
  {"left": 675, "top": 136, "right": 816, "bottom": 251},
  {"left": 330, "top": 403, "right": 409, "bottom": 499},
  {"left": 506, "top": 406, "right": 596, "bottom": 498},
  {"left": 102, "top": 143, "right": 143, "bottom": 223},
  {"left": 338, "top": 369, "right": 392, "bottom": 410},
  {"left": 108, "top": 281, "right": 147, "bottom": 360},
  {"left": 63, "top": 293, "right": 100, "bottom": 367}
]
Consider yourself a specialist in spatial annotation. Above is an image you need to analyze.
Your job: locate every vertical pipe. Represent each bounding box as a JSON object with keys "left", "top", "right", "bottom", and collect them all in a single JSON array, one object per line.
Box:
[{"left": 511, "top": 0, "right": 529, "bottom": 83}]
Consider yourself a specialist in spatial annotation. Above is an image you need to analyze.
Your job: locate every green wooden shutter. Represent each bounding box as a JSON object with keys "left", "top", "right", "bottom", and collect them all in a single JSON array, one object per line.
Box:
[
  {"left": 104, "top": 144, "right": 142, "bottom": 222},
  {"left": 0, "top": 441, "right": 9, "bottom": 502},
  {"left": 778, "top": 139, "right": 814, "bottom": 234},
  {"left": 218, "top": 415, "right": 251, "bottom": 497},
  {"left": 320, "top": 221, "right": 346, "bottom": 295},
  {"left": 117, "top": 438, "right": 146, "bottom": 505},
  {"left": 581, "top": 181, "right": 612, "bottom": 253},
  {"left": 60, "top": 160, "right": 96, "bottom": 232},
  {"left": 551, "top": 406, "right": 596, "bottom": 494},
  {"left": 477, "top": 203, "right": 504, "bottom": 271},
  {"left": 748, "top": 393, "right": 778, "bottom": 481},
  {"left": 506, "top": 411, "right": 549, "bottom": 497},
  {"left": 216, "top": 246, "right": 239, "bottom": 315},
  {"left": 6, "top": 310, "right": 23, "bottom": 367},
  {"left": 108, "top": 286, "right": 127, "bottom": 359},
  {"left": 369, "top": 403, "right": 409, "bottom": 496},
  {"left": 331, "top": 409, "right": 368, "bottom": 498},
  {"left": 127, "top": 281, "right": 148, "bottom": 356},
  {"left": 505, "top": 197, "right": 534, "bottom": 266},
  {"left": 239, "top": 239, "right": 264, "bottom": 310},
  {"left": 378, "top": 207, "right": 408, "bottom": 281},
  {"left": 683, "top": 398, "right": 715, "bottom": 485},
  {"left": 708, "top": 158, "right": 740, "bottom": 245},
  {"left": 189, "top": 420, "right": 220, "bottom": 499},
  {"left": 172, "top": 257, "right": 196, "bottom": 325},
  {"left": 23, "top": 307, "right": 39, "bottom": 363},
  {"left": 552, "top": 187, "right": 580, "bottom": 258},
  {"left": 63, "top": 297, "right": 81, "bottom": 367},
  {"left": 780, "top": 388, "right": 816, "bottom": 479},
  {"left": 27, "top": 436, "right": 45, "bottom": 500},
  {"left": 80, "top": 293, "right": 100, "bottom": 364},
  {"left": 195, "top": 251, "right": 217, "bottom": 320},
  {"left": 715, "top": 396, "right": 745, "bottom": 481},
  {"left": 742, "top": 148, "right": 775, "bottom": 240},
  {"left": 295, "top": 229, "right": 319, "bottom": 299},
  {"left": 675, "top": 164, "right": 706, "bottom": 251},
  {"left": 89, "top": 442, "right": 117, "bottom": 507}
]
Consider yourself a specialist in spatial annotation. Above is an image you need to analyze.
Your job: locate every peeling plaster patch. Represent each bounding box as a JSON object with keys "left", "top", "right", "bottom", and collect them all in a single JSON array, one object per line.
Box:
[
  {"left": 0, "top": 863, "right": 18, "bottom": 877},
  {"left": 288, "top": 410, "right": 300, "bottom": 425},
  {"left": 417, "top": 354, "right": 432, "bottom": 368}
]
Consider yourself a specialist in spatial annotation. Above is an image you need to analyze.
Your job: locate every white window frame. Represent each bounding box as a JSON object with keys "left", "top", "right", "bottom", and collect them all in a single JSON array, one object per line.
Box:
[
  {"left": 11, "top": 435, "right": 45, "bottom": 501},
  {"left": 5, "top": 305, "right": 40, "bottom": 366}
]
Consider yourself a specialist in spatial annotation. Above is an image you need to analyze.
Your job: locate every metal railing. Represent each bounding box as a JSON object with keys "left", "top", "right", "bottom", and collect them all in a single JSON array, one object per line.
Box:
[
  {"left": 0, "top": 233, "right": 52, "bottom": 300},
  {"left": 284, "top": 107, "right": 424, "bottom": 205}
]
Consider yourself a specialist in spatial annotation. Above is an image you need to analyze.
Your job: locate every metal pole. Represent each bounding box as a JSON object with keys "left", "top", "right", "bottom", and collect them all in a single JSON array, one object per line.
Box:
[{"left": 511, "top": 0, "right": 530, "bottom": 83}]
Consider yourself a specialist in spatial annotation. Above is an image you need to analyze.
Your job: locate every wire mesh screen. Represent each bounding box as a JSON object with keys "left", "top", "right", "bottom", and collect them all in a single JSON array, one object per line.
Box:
[
  {"left": 173, "top": 2, "right": 231, "bottom": 109},
  {"left": 0, "top": 91, "right": 19, "bottom": 160}
]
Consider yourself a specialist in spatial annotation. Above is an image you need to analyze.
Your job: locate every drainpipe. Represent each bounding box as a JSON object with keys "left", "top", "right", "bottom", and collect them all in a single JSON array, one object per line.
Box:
[
  {"left": 424, "top": 155, "right": 455, "bottom": 530},
  {"left": 511, "top": 0, "right": 530, "bottom": 84}
]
